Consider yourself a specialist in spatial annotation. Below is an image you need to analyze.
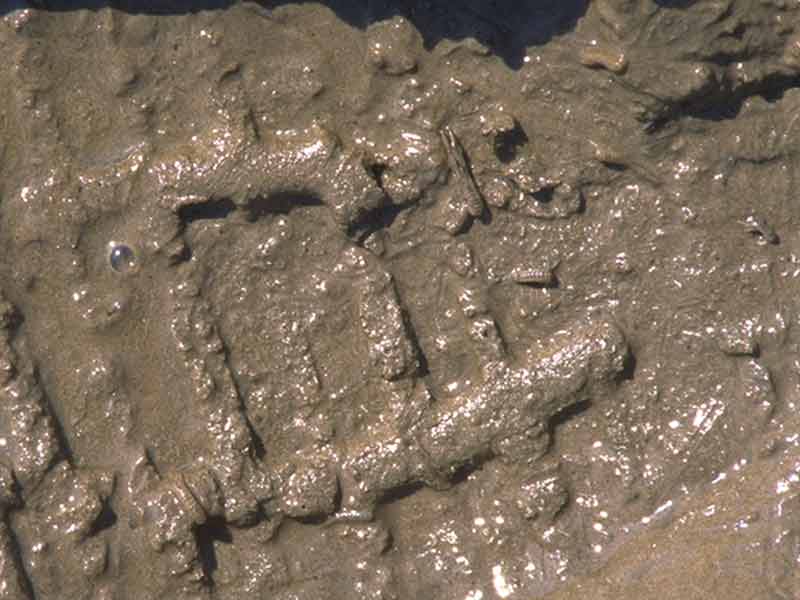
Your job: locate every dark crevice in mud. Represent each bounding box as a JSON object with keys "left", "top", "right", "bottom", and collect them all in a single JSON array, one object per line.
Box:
[
  {"left": 247, "top": 193, "right": 324, "bottom": 220},
  {"left": 195, "top": 516, "right": 233, "bottom": 586},
  {"left": 168, "top": 242, "right": 193, "bottom": 266},
  {"left": 522, "top": 275, "right": 561, "bottom": 290},
  {"left": 401, "top": 308, "right": 431, "bottom": 380},
  {"left": 690, "top": 73, "right": 800, "bottom": 120},
  {"left": 352, "top": 162, "right": 405, "bottom": 239},
  {"left": 646, "top": 72, "right": 800, "bottom": 131},
  {"left": 234, "top": 404, "right": 268, "bottom": 461},
  {"left": 177, "top": 194, "right": 326, "bottom": 228},
  {"left": 377, "top": 481, "right": 425, "bottom": 507},
  {"left": 760, "top": 76, "right": 800, "bottom": 103},
  {"left": 350, "top": 201, "right": 410, "bottom": 242},
  {"left": 477, "top": 205, "right": 493, "bottom": 227},
  {"left": 448, "top": 460, "right": 484, "bottom": 486},
  {"left": 245, "top": 419, "right": 267, "bottom": 461},
  {"left": 21, "top": 564, "right": 38, "bottom": 600},
  {"left": 177, "top": 197, "right": 236, "bottom": 224},
  {"left": 599, "top": 160, "right": 628, "bottom": 174},
  {"left": 421, "top": 456, "right": 491, "bottom": 496},
  {"left": 30, "top": 365, "right": 76, "bottom": 469},
  {"left": 548, "top": 399, "right": 592, "bottom": 435},
  {"left": 618, "top": 351, "right": 638, "bottom": 382},
  {"left": 217, "top": 337, "right": 267, "bottom": 461},
  {"left": 88, "top": 500, "right": 118, "bottom": 537},
  {"left": 294, "top": 511, "right": 333, "bottom": 526},
  {"left": 531, "top": 187, "right": 555, "bottom": 205},
  {"left": 365, "top": 162, "right": 388, "bottom": 194}
]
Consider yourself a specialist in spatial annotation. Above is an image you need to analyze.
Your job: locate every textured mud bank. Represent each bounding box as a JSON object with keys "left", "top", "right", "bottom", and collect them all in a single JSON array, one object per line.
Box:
[{"left": 1, "top": 1, "right": 800, "bottom": 598}]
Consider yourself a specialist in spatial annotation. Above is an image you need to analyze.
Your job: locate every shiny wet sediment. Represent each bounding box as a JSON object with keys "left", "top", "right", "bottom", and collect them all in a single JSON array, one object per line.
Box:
[{"left": 1, "top": 1, "right": 800, "bottom": 598}]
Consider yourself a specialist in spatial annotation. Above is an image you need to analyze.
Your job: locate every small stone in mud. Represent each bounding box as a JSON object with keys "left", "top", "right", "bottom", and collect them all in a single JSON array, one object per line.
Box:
[
  {"left": 109, "top": 243, "right": 136, "bottom": 272},
  {"left": 579, "top": 44, "right": 628, "bottom": 74},
  {"left": 483, "top": 176, "right": 516, "bottom": 208}
]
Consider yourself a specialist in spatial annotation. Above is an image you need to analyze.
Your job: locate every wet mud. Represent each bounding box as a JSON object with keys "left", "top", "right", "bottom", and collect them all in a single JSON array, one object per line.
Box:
[{"left": 1, "top": 1, "right": 800, "bottom": 598}]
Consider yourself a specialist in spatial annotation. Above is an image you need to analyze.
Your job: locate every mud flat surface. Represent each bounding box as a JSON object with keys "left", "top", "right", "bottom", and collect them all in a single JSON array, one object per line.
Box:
[{"left": 2, "top": 1, "right": 800, "bottom": 598}]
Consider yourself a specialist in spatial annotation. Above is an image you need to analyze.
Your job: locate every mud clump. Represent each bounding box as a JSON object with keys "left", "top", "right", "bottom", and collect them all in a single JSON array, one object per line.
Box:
[{"left": 2, "top": 1, "right": 800, "bottom": 599}]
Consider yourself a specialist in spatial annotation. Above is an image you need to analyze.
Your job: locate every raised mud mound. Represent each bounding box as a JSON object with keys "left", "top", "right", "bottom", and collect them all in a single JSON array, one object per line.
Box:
[{"left": 2, "top": 1, "right": 800, "bottom": 599}]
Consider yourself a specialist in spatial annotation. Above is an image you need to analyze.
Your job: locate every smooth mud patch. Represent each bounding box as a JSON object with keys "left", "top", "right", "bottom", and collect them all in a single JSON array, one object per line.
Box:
[{"left": 1, "top": 1, "right": 800, "bottom": 599}]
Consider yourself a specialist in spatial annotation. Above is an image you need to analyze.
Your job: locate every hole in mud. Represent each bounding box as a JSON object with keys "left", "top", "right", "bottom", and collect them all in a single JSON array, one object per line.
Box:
[
  {"left": 365, "top": 162, "right": 388, "bottom": 192},
  {"left": 247, "top": 193, "right": 324, "bottom": 220},
  {"left": 169, "top": 243, "right": 193, "bottom": 265},
  {"left": 760, "top": 77, "right": 800, "bottom": 103},
  {"left": 350, "top": 201, "right": 409, "bottom": 241},
  {"left": 195, "top": 516, "right": 233, "bottom": 584},
  {"left": 618, "top": 351, "right": 637, "bottom": 382},
  {"left": 178, "top": 197, "right": 237, "bottom": 223},
  {"left": 88, "top": 501, "right": 118, "bottom": 536},
  {"left": 601, "top": 161, "right": 628, "bottom": 173},
  {"left": 493, "top": 127, "right": 529, "bottom": 164},
  {"left": 177, "top": 192, "right": 329, "bottom": 229},
  {"left": 532, "top": 187, "right": 554, "bottom": 204},
  {"left": 294, "top": 512, "right": 332, "bottom": 526},
  {"left": 522, "top": 274, "right": 560, "bottom": 290}
]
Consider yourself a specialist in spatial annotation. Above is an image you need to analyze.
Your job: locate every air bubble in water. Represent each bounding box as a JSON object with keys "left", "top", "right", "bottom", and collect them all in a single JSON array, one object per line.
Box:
[{"left": 109, "top": 243, "right": 136, "bottom": 273}]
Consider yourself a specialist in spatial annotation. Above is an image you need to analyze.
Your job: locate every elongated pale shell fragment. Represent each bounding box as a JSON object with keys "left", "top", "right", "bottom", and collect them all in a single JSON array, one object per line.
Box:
[{"left": 440, "top": 126, "right": 486, "bottom": 218}]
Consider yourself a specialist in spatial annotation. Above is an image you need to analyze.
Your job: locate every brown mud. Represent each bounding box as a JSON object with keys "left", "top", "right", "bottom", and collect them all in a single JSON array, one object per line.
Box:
[{"left": 1, "top": 1, "right": 800, "bottom": 598}]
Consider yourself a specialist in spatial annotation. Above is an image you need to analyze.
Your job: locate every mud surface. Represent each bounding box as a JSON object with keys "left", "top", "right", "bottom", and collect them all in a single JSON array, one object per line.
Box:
[{"left": 1, "top": 1, "right": 800, "bottom": 598}]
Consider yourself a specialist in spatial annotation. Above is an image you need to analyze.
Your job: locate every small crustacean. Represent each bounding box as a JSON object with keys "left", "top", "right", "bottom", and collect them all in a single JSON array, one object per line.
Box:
[
  {"left": 440, "top": 125, "right": 486, "bottom": 218},
  {"left": 508, "top": 258, "right": 560, "bottom": 287},
  {"left": 740, "top": 215, "right": 778, "bottom": 245}
]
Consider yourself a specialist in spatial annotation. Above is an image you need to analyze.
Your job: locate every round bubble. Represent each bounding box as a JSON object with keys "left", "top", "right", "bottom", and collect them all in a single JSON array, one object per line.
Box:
[{"left": 109, "top": 243, "right": 136, "bottom": 273}]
